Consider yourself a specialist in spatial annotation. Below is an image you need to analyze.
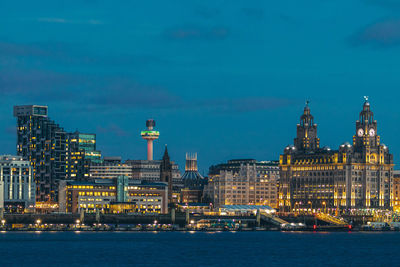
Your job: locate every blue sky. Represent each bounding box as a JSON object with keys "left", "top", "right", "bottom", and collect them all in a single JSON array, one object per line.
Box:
[{"left": 1, "top": 0, "right": 400, "bottom": 173}]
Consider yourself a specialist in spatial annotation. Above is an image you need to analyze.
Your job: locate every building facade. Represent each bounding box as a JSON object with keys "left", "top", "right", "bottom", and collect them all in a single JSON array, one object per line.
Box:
[
  {"left": 59, "top": 177, "right": 168, "bottom": 214},
  {"left": 204, "top": 159, "right": 279, "bottom": 208},
  {"left": 14, "top": 105, "right": 101, "bottom": 202},
  {"left": 180, "top": 153, "right": 205, "bottom": 203},
  {"left": 90, "top": 157, "right": 132, "bottom": 180},
  {"left": 0, "top": 155, "right": 35, "bottom": 212},
  {"left": 393, "top": 171, "right": 400, "bottom": 212},
  {"left": 279, "top": 100, "right": 394, "bottom": 213},
  {"left": 127, "top": 160, "right": 181, "bottom": 182}
]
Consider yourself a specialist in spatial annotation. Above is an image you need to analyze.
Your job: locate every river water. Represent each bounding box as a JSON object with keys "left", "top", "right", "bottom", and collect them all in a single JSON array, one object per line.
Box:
[{"left": 0, "top": 231, "right": 398, "bottom": 266}]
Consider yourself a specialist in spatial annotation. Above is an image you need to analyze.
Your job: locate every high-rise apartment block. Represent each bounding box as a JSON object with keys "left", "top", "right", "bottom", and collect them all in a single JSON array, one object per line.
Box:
[{"left": 14, "top": 105, "right": 101, "bottom": 202}]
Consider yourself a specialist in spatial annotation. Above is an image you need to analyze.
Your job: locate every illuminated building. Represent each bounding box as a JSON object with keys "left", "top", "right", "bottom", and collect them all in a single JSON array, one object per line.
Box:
[
  {"left": 14, "top": 105, "right": 102, "bottom": 202},
  {"left": 90, "top": 157, "right": 132, "bottom": 180},
  {"left": 141, "top": 119, "right": 160, "bottom": 161},
  {"left": 279, "top": 99, "right": 394, "bottom": 213},
  {"left": 204, "top": 159, "right": 279, "bottom": 208},
  {"left": 0, "top": 155, "right": 35, "bottom": 212},
  {"left": 180, "top": 153, "right": 205, "bottom": 203},
  {"left": 14, "top": 105, "right": 68, "bottom": 202},
  {"left": 127, "top": 159, "right": 181, "bottom": 182},
  {"left": 69, "top": 132, "right": 102, "bottom": 164},
  {"left": 393, "top": 171, "right": 400, "bottom": 212},
  {"left": 58, "top": 176, "right": 168, "bottom": 214}
]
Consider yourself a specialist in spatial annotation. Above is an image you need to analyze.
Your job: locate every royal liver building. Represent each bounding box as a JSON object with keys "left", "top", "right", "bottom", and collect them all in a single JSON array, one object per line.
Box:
[{"left": 279, "top": 98, "right": 394, "bottom": 212}]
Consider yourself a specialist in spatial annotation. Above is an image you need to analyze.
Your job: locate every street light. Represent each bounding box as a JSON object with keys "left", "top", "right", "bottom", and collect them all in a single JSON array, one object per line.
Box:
[
  {"left": 36, "top": 219, "right": 41, "bottom": 225},
  {"left": 308, "top": 201, "right": 312, "bottom": 214},
  {"left": 1, "top": 219, "right": 5, "bottom": 226},
  {"left": 322, "top": 201, "right": 326, "bottom": 214}
]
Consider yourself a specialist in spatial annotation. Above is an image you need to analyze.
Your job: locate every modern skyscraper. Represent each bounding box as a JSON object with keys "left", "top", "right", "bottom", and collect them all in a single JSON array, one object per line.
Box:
[
  {"left": 14, "top": 105, "right": 101, "bottom": 203},
  {"left": 14, "top": 105, "right": 68, "bottom": 202},
  {"left": 141, "top": 119, "right": 159, "bottom": 161},
  {"left": 69, "top": 132, "right": 102, "bottom": 164},
  {"left": 279, "top": 98, "right": 394, "bottom": 212}
]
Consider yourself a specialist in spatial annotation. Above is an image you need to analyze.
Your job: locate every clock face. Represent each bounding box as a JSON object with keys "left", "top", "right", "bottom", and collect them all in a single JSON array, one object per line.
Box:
[
  {"left": 357, "top": 128, "right": 364, "bottom": 137},
  {"left": 369, "top": 128, "right": 375, "bottom": 137}
]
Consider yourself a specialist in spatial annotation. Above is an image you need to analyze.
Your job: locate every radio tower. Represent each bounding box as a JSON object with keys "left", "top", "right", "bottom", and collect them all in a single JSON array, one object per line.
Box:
[{"left": 141, "top": 119, "right": 160, "bottom": 161}]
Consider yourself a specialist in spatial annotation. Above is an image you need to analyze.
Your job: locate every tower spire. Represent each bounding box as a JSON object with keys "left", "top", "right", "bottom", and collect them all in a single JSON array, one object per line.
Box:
[
  {"left": 141, "top": 119, "right": 160, "bottom": 161},
  {"left": 294, "top": 102, "right": 320, "bottom": 151}
]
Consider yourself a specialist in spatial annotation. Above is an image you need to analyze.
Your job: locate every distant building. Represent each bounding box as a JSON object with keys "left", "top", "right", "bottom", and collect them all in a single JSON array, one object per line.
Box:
[
  {"left": 0, "top": 155, "right": 35, "bottom": 212},
  {"left": 69, "top": 132, "right": 102, "bottom": 164},
  {"left": 180, "top": 153, "right": 205, "bottom": 203},
  {"left": 393, "top": 171, "right": 400, "bottom": 212},
  {"left": 58, "top": 177, "right": 168, "bottom": 214},
  {"left": 204, "top": 159, "right": 279, "bottom": 208},
  {"left": 160, "top": 146, "right": 174, "bottom": 204},
  {"left": 14, "top": 105, "right": 102, "bottom": 202},
  {"left": 90, "top": 157, "right": 132, "bottom": 180},
  {"left": 209, "top": 159, "right": 280, "bottom": 177},
  {"left": 127, "top": 160, "right": 181, "bottom": 182},
  {"left": 279, "top": 99, "right": 394, "bottom": 213}
]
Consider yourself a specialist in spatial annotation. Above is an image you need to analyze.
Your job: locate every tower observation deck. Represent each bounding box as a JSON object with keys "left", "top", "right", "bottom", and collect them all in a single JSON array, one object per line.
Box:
[{"left": 141, "top": 119, "right": 160, "bottom": 161}]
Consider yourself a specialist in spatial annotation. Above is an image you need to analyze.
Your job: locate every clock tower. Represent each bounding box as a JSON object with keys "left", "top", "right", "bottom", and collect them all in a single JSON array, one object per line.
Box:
[{"left": 353, "top": 97, "right": 379, "bottom": 150}]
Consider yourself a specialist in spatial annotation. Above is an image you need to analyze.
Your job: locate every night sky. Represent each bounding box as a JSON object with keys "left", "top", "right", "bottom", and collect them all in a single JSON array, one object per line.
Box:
[{"left": 1, "top": 0, "right": 400, "bottom": 173}]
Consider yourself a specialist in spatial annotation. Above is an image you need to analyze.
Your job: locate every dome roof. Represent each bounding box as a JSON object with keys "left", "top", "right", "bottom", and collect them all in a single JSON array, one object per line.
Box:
[{"left": 181, "top": 171, "right": 203, "bottom": 180}]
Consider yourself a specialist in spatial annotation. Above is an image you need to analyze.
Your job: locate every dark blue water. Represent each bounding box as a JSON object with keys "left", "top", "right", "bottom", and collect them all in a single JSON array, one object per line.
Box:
[{"left": 0, "top": 231, "right": 399, "bottom": 266}]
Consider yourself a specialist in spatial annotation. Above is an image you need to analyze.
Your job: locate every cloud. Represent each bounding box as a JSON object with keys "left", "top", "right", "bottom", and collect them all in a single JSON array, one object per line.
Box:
[
  {"left": 89, "top": 78, "right": 183, "bottom": 109},
  {"left": 241, "top": 8, "right": 264, "bottom": 19},
  {"left": 0, "top": 41, "right": 169, "bottom": 69},
  {"left": 194, "top": 6, "right": 221, "bottom": 19},
  {"left": 36, "top": 17, "right": 103, "bottom": 25},
  {"left": 0, "top": 68, "right": 182, "bottom": 110},
  {"left": 0, "top": 67, "right": 290, "bottom": 114},
  {"left": 350, "top": 18, "right": 400, "bottom": 47},
  {"left": 97, "top": 124, "right": 129, "bottom": 137},
  {"left": 199, "top": 97, "right": 293, "bottom": 113},
  {"left": 0, "top": 69, "right": 82, "bottom": 102},
  {"left": 163, "top": 25, "right": 229, "bottom": 41},
  {"left": 363, "top": 0, "right": 400, "bottom": 9}
]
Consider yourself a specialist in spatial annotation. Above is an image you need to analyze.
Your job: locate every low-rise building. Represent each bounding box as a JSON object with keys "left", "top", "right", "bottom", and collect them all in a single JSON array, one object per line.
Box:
[
  {"left": 89, "top": 157, "right": 132, "bottom": 180},
  {"left": 0, "top": 155, "right": 35, "bottom": 212},
  {"left": 59, "top": 176, "right": 168, "bottom": 214},
  {"left": 127, "top": 159, "right": 181, "bottom": 183}
]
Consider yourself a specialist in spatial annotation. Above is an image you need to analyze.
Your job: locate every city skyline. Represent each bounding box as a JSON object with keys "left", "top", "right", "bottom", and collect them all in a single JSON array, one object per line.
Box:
[{"left": 1, "top": 1, "right": 400, "bottom": 171}]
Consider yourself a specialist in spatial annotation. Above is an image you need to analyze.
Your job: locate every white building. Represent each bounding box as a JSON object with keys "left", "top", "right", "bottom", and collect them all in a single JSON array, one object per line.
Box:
[
  {"left": 0, "top": 155, "right": 35, "bottom": 211},
  {"left": 204, "top": 160, "right": 279, "bottom": 208}
]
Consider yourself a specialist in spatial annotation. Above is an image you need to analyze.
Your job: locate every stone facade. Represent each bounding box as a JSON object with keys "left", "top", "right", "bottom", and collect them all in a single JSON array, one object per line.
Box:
[{"left": 279, "top": 99, "right": 394, "bottom": 212}]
